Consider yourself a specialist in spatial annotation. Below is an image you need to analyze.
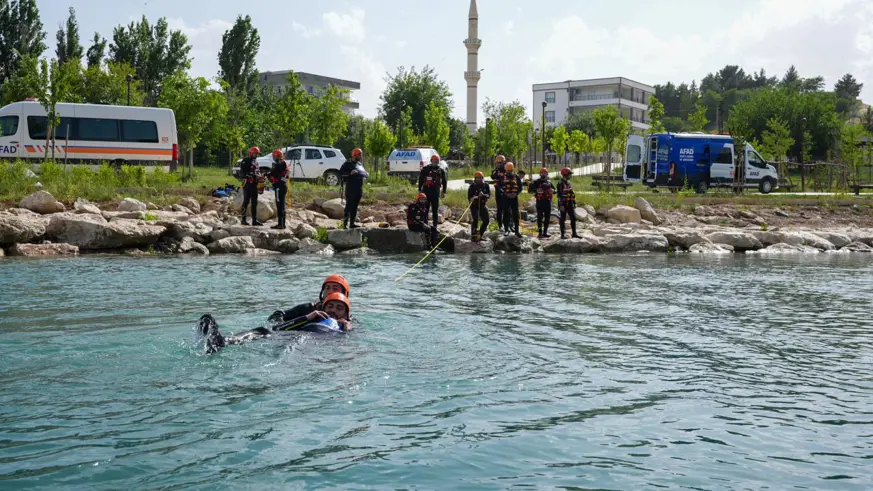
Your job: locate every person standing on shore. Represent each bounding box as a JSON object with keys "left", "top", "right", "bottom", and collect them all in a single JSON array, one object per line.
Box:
[
  {"left": 491, "top": 155, "right": 507, "bottom": 231},
  {"left": 268, "top": 149, "right": 289, "bottom": 230},
  {"left": 240, "top": 146, "right": 263, "bottom": 226},
  {"left": 340, "top": 148, "right": 369, "bottom": 229},
  {"left": 557, "top": 167, "right": 581, "bottom": 239},
  {"left": 529, "top": 167, "right": 555, "bottom": 239},
  {"left": 501, "top": 162, "right": 523, "bottom": 238},
  {"left": 468, "top": 171, "right": 491, "bottom": 242},
  {"left": 418, "top": 154, "right": 448, "bottom": 246}
]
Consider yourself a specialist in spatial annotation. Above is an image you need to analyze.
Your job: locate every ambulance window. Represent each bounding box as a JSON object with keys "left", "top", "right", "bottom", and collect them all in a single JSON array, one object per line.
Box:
[
  {"left": 715, "top": 147, "right": 733, "bottom": 164},
  {"left": 0, "top": 115, "right": 19, "bottom": 137},
  {"left": 627, "top": 144, "right": 641, "bottom": 163}
]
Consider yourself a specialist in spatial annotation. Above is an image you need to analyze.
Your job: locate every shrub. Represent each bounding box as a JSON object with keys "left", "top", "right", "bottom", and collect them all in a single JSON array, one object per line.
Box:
[{"left": 119, "top": 165, "right": 147, "bottom": 188}]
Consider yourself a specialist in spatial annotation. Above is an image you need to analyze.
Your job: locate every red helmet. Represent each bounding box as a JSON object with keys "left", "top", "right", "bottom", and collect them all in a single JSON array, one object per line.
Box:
[
  {"left": 430, "top": 154, "right": 440, "bottom": 162},
  {"left": 560, "top": 167, "right": 572, "bottom": 177},
  {"left": 321, "top": 274, "right": 350, "bottom": 299},
  {"left": 323, "top": 292, "right": 351, "bottom": 317},
  {"left": 248, "top": 146, "right": 260, "bottom": 157},
  {"left": 351, "top": 148, "right": 362, "bottom": 159},
  {"left": 474, "top": 171, "right": 484, "bottom": 178},
  {"left": 417, "top": 192, "right": 427, "bottom": 201},
  {"left": 539, "top": 167, "right": 549, "bottom": 175},
  {"left": 272, "top": 149, "right": 283, "bottom": 160}
]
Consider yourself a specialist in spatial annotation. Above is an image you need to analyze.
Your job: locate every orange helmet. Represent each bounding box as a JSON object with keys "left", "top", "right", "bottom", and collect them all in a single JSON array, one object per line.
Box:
[
  {"left": 561, "top": 167, "right": 572, "bottom": 177},
  {"left": 496, "top": 155, "right": 506, "bottom": 163},
  {"left": 540, "top": 167, "right": 549, "bottom": 175},
  {"left": 248, "top": 146, "right": 260, "bottom": 157},
  {"left": 272, "top": 149, "right": 283, "bottom": 160},
  {"left": 430, "top": 154, "right": 440, "bottom": 162},
  {"left": 505, "top": 162, "right": 514, "bottom": 171},
  {"left": 321, "top": 274, "right": 350, "bottom": 299},
  {"left": 417, "top": 192, "right": 427, "bottom": 201},
  {"left": 351, "top": 148, "right": 362, "bottom": 159},
  {"left": 323, "top": 292, "right": 351, "bottom": 316},
  {"left": 474, "top": 171, "right": 484, "bottom": 178}
]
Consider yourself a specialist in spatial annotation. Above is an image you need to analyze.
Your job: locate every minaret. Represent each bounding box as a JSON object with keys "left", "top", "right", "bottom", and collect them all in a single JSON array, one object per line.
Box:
[{"left": 464, "top": 0, "right": 481, "bottom": 134}]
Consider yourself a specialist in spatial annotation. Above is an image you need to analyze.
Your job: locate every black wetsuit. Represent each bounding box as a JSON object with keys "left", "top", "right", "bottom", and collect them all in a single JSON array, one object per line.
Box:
[
  {"left": 467, "top": 181, "right": 491, "bottom": 239},
  {"left": 418, "top": 164, "right": 448, "bottom": 244},
  {"left": 557, "top": 178, "right": 579, "bottom": 238},
  {"left": 529, "top": 176, "right": 555, "bottom": 237},
  {"left": 197, "top": 311, "right": 346, "bottom": 354},
  {"left": 406, "top": 200, "right": 430, "bottom": 233},
  {"left": 501, "top": 172, "right": 523, "bottom": 236},
  {"left": 240, "top": 157, "right": 260, "bottom": 224},
  {"left": 491, "top": 164, "right": 506, "bottom": 228},
  {"left": 269, "top": 159, "right": 289, "bottom": 229},
  {"left": 340, "top": 159, "right": 369, "bottom": 228}
]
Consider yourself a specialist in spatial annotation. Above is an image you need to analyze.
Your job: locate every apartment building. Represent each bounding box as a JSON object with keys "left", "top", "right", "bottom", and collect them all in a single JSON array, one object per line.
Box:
[
  {"left": 260, "top": 70, "right": 361, "bottom": 115},
  {"left": 532, "top": 77, "right": 655, "bottom": 132}
]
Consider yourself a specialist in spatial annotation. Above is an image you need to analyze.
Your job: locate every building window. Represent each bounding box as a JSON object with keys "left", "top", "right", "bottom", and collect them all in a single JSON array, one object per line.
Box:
[
  {"left": 545, "top": 111, "right": 556, "bottom": 123},
  {"left": 545, "top": 91, "right": 555, "bottom": 104}
]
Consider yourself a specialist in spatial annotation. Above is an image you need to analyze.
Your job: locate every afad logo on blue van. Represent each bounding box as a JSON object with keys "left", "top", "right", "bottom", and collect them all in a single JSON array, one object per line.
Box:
[
  {"left": 0, "top": 144, "right": 18, "bottom": 154},
  {"left": 678, "top": 146, "right": 695, "bottom": 162}
]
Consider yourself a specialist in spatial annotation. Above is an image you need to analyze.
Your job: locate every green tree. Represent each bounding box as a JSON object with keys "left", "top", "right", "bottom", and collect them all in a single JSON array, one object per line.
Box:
[
  {"left": 687, "top": 100, "right": 709, "bottom": 131},
  {"left": 839, "top": 123, "right": 868, "bottom": 182},
  {"left": 0, "top": 0, "right": 46, "bottom": 84},
  {"left": 380, "top": 65, "right": 452, "bottom": 136},
  {"left": 663, "top": 116, "right": 687, "bottom": 133},
  {"left": 423, "top": 100, "right": 450, "bottom": 156},
  {"left": 647, "top": 96, "right": 666, "bottom": 133},
  {"left": 593, "top": 105, "right": 631, "bottom": 179},
  {"left": 568, "top": 129, "right": 589, "bottom": 166},
  {"left": 448, "top": 117, "right": 468, "bottom": 154},
  {"left": 273, "top": 72, "right": 311, "bottom": 147},
  {"left": 1, "top": 54, "right": 41, "bottom": 104},
  {"left": 85, "top": 32, "right": 106, "bottom": 68},
  {"left": 364, "top": 118, "right": 396, "bottom": 172},
  {"left": 864, "top": 106, "right": 873, "bottom": 134},
  {"left": 218, "top": 15, "right": 260, "bottom": 95},
  {"left": 55, "top": 7, "right": 82, "bottom": 65},
  {"left": 336, "top": 115, "right": 372, "bottom": 158},
  {"left": 81, "top": 62, "right": 143, "bottom": 105},
  {"left": 37, "top": 58, "right": 78, "bottom": 158},
  {"left": 550, "top": 125, "right": 569, "bottom": 166},
  {"left": 109, "top": 16, "right": 192, "bottom": 105},
  {"left": 483, "top": 99, "right": 529, "bottom": 162},
  {"left": 759, "top": 117, "right": 794, "bottom": 161},
  {"left": 463, "top": 131, "right": 477, "bottom": 161},
  {"left": 564, "top": 110, "right": 596, "bottom": 136},
  {"left": 395, "top": 105, "right": 415, "bottom": 148},
  {"left": 835, "top": 73, "right": 863, "bottom": 118},
  {"left": 309, "top": 84, "right": 349, "bottom": 146},
  {"left": 220, "top": 84, "right": 249, "bottom": 168}
]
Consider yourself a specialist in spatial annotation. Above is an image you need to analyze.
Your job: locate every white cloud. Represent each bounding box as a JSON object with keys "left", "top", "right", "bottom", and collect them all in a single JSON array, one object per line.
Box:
[
  {"left": 323, "top": 8, "right": 366, "bottom": 44},
  {"left": 339, "top": 45, "right": 385, "bottom": 118},
  {"left": 503, "top": 20, "right": 514, "bottom": 36},
  {"left": 395, "top": 40, "right": 407, "bottom": 49},
  {"left": 165, "top": 18, "right": 232, "bottom": 81},
  {"left": 292, "top": 21, "right": 322, "bottom": 39}
]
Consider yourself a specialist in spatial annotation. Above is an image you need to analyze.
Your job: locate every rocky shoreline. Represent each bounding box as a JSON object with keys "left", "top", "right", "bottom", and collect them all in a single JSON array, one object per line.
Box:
[{"left": 2, "top": 190, "right": 873, "bottom": 258}]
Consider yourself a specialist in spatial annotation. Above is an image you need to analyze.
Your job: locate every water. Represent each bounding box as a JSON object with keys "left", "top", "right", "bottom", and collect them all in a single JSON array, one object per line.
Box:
[{"left": 1, "top": 253, "right": 872, "bottom": 490}]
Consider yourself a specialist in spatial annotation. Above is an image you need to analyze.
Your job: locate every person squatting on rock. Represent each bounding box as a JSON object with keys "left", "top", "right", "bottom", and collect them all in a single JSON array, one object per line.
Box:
[
  {"left": 501, "top": 162, "right": 523, "bottom": 238},
  {"left": 558, "top": 167, "right": 581, "bottom": 240},
  {"left": 529, "top": 167, "right": 556, "bottom": 239},
  {"left": 406, "top": 193, "right": 431, "bottom": 234},
  {"left": 268, "top": 149, "right": 290, "bottom": 230},
  {"left": 490, "top": 155, "right": 507, "bottom": 231},
  {"left": 340, "top": 148, "right": 369, "bottom": 229},
  {"left": 240, "top": 146, "right": 264, "bottom": 226},
  {"left": 418, "top": 154, "right": 448, "bottom": 246},
  {"left": 468, "top": 171, "right": 491, "bottom": 242}
]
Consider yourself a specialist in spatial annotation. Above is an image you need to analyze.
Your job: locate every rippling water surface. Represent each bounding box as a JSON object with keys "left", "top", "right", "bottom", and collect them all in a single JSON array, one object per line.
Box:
[{"left": 1, "top": 253, "right": 872, "bottom": 490}]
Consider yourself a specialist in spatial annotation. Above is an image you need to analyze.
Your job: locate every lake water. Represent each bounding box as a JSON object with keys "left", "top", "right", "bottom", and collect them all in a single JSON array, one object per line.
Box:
[{"left": 1, "top": 253, "right": 872, "bottom": 490}]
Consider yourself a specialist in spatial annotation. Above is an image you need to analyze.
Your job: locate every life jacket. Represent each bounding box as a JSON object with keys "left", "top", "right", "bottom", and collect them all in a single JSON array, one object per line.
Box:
[
  {"left": 269, "top": 160, "right": 289, "bottom": 184},
  {"left": 241, "top": 157, "right": 260, "bottom": 184},
  {"left": 559, "top": 179, "right": 576, "bottom": 203},
  {"left": 422, "top": 165, "right": 442, "bottom": 190},
  {"left": 406, "top": 201, "right": 427, "bottom": 226},
  {"left": 492, "top": 166, "right": 506, "bottom": 190},
  {"left": 503, "top": 173, "right": 520, "bottom": 197},
  {"left": 535, "top": 179, "right": 553, "bottom": 200}
]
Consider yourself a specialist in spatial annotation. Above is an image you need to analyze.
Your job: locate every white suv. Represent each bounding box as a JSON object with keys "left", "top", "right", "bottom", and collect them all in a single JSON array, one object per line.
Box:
[
  {"left": 233, "top": 145, "right": 347, "bottom": 186},
  {"left": 386, "top": 146, "right": 448, "bottom": 181}
]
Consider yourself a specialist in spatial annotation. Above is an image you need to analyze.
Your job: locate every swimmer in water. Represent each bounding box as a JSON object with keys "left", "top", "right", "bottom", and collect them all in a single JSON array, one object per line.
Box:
[{"left": 197, "top": 292, "right": 352, "bottom": 354}]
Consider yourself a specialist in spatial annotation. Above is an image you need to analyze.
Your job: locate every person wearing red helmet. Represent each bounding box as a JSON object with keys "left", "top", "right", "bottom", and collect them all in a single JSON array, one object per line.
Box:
[
  {"left": 405, "top": 192, "right": 430, "bottom": 234},
  {"left": 417, "top": 154, "right": 448, "bottom": 246},
  {"left": 557, "top": 167, "right": 581, "bottom": 239},
  {"left": 239, "top": 146, "right": 264, "bottom": 226},
  {"left": 268, "top": 149, "right": 290, "bottom": 229},
  {"left": 529, "top": 167, "right": 556, "bottom": 239},
  {"left": 339, "top": 148, "right": 369, "bottom": 229},
  {"left": 501, "top": 162, "right": 523, "bottom": 237},
  {"left": 467, "top": 171, "right": 491, "bottom": 241}
]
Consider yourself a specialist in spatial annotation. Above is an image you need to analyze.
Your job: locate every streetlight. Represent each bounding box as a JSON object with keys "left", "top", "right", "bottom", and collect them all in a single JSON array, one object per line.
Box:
[
  {"left": 399, "top": 100, "right": 406, "bottom": 148},
  {"left": 126, "top": 74, "right": 133, "bottom": 105},
  {"left": 541, "top": 101, "right": 547, "bottom": 168}
]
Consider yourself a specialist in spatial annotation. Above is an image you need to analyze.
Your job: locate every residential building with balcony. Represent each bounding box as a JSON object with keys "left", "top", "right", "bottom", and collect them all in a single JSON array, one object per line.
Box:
[
  {"left": 532, "top": 77, "right": 655, "bottom": 132},
  {"left": 259, "top": 70, "right": 361, "bottom": 115}
]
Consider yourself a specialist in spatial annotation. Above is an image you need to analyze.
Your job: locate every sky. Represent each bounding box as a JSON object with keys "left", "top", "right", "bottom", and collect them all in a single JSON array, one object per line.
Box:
[{"left": 39, "top": 0, "right": 873, "bottom": 124}]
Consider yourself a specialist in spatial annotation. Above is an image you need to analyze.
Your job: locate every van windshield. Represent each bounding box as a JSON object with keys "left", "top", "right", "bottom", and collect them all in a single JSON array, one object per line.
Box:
[{"left": 0, "top": 115, "right": 19, "bottom": 137}]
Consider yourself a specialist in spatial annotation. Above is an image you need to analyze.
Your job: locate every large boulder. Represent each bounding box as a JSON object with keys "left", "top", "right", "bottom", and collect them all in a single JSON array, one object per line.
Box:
[
  {"left": 320, "top": 198, "right": 346, "bottom": 220},
  {"left": 779, "top": 231, "right": 835, "bottom": 251},
  {"left": 179, "top": 197, "right": 201, "bottom": 214},
  {"left": 207, "top": 236, "right": 255, "bottom": 254},
  {"left": 543, "top": 236, "right": 600, "bottom": 253},
  {"left": 73, "top": 198, "right": 101, "bottom": 215},
  {"left": 171, "top": 204, "right": 195, "bottom": 215},
  {"left": 749, "top": 243, "right": 821, "bottom": 254},
  {"left": 812, "top": 231, "right": 851, "bottom": 249},
  {"left": 20, "top": 191, "right": 65, "bottom": 215},
  {"left": 842, "top": 241, "right": 873, "bottom": 253},
  {"left": 848, "top": 229, "right": 873, "bottom": 246},
  {"left": 495, "top": 234, "right": 542, "bottom": 253},
  {"left": 9, "top": 242, "right": 79, "bottom": 257},
  {"left": 225, "top": 226, "right": 295, "bottom": 251},
  {"left": 705, "top": 231, "right": 763, "bottom": 251},
  {"left": 297, "top": 238, "right": 335, "bottom": 255},
  {"left": 232, "top": 191, "right": 276, "bottom": 222},
  {"left": 689, "top": 242, "right": 734, "bottom": 254},
  {"left": 341, "top": 247, "right": 379, "bottom": 256},
  {"left": 295, "top": 223, "right": 317, "bottom": 239},
  {"left": 117, "top": 198, "right": 147, "bottom": 212},
  {"left": 278, "top": 238, "right": 300, "bottom": 254},
  {"left": 0, "top": 213, "right": 49, "bottom": 245},
  {"left": 633, "top": 197, "right": 662, "bottom": 225},
  {"left": 162, "top": 221, "right": 214, "bottom": 244},
  {"left": 46, "top": 214, "right": 166, "bottom": 250},
  {"left": 606, "top": 205, "right": 642, "bottom": 224},
  {"left": 750, "top": 230, "right": 784, "bottom": 247},
  {"left": 600, "top": 233, "right": 669, "bottom": 253},
  {"left": 453, "top": 238, "right": 494, "bottom": 254},
  {"left": 364, "top": 228, "right": 428, "bottom": 253},
  {"left": 662, "top": 229, "right": 710, "bottom": 250},
  {"left": 327, "top": 229, "right": 364, "bottom": 250},
  {"left": 209, "top": 229, "right": 231, "bottom": 242},
  {"left": 177, "top": 236, "right": 209, "bottom": 255}
]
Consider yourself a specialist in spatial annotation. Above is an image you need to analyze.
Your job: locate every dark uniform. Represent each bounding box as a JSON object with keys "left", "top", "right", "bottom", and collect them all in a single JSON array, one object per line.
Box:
[
  {"left": 557, "top": 178, "right": 579, "bottom": 239},
  {"left": 417, "top": 163, "right": 448, "bottom": 244},
  {"left": 339, "top": 159, "right": 369, "bottom": 228},
  {"left": 490, "top": 164, "right": 507, "bottom": 229},
  {"left": 529, "top": 176, "right": 556, "bottom": 237},
  {"left": 269, "top": 158, "right": 289, "bottom": 229},
  {"left": 240, "top": 156, "right": 261, "bottom": 225},
  {"left": 467, "top": 180, "right": 491, "bottom": 240},
  {"left": 501, "top": 172, "right": 523, "bottom": 236},
  {"left": 406, "top": 200, "right": 430, "bottom": 233}
]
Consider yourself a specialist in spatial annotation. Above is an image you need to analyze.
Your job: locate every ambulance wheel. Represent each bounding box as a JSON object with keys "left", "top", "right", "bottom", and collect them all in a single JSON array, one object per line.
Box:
[
  {"left": 695, "top": 180, "right": 709, "bottom": 194},
  {"left": 759, "top": 178, "right": 774, "bottom": 194}
]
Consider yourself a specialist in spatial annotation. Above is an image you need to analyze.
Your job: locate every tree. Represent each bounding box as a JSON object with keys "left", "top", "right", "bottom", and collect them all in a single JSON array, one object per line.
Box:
[
  {"left": 309, "top": 84, "right": 349, "bottom": 146},
  {"left": 273, "top": 72, "right": 311, "bottom": 147},
  {"left": 379, "top": 65, "right": 452, "bottom": 136},
  {"left": 839, "top": 123, "right": 868, "bottom": 182},
  {"left": 81, "top": 62, "right": 143, "bottom": 105},
  {"left": 567, "top": 129, "right": 589, "bottom": 166},
  {"left": 647, "top": 96, "right": 666, "bottom": 133},
  {"left": 1, "top": 54, "right": 40, "bottom": 104},
  {"left": 483, "top": 99, "right": 530, "bottom": 163},
  {"left": 448, "top": 118, "right": 468, "bottom": 155},
  {"left": 109, "top": 16, "right": 192, "bottom": 105},
  {"left": 395, "top": 105, "right": 415, "bottom": 147},
  {"left": 781, "top": 65, "right": 800, "bottom": 88},
  {"left": 364, "top": 119, "right": 396, "bottom": 172},
  {"left": 55, "top": 7, "right": 82, "bottom": 65},
  {"left": 759, "top": 117, "right": 794, "bottom": 161},
  {"left": 423, "top": 100, "right": 450, "bottom": 156},
  {"left": 0, "top": 0, "right": 46, "bottom": 85},
  {"left": 336, "top": 115, "right": 372, "bottom": 158},
  {"left": 218, "top": 15, "right": 260, "bottom": 95},
  {"left": 37, "top": 58, "right": 78, "bottom": 158},
  {"left": 564, "top": 110, "right": 596, "bottom": 136},
  {"left": 85, "top": 32, "right": 106, "bottom": 68},
  {"left": 835, "top": 73, "right": 864, "bottom": 118},
  {"left": 593, "top": 105, "right": 631, "bottom": 180},
  {"left": 687, "top": 101, "right": 709, "bottom": 131},
  {"left": 550, "top": 125, "right": 569, "bottom": 166},
  {"left": 463, "top": 131, "right": 477, "bottom": 162},
  {"left": 864, "top": 107, "right": 873, "bottom": 134}
]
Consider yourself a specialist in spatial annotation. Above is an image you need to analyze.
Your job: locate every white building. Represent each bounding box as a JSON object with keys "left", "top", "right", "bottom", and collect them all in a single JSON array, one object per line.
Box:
[
  {"left": 532, "top": 77, "right": 655, "bottom": 132},
  {"left": 260, "top": 71, "right": 360, "bottom": 115}
]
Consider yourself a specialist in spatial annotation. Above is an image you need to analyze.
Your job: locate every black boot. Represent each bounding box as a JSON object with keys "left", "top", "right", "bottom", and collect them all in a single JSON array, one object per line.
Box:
[{"left": 241, "top": 216, "right": 249, "bottom": 225}]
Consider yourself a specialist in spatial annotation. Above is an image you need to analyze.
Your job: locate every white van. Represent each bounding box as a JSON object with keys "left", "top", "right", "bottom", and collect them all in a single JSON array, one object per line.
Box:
[
  {"left": 386, "top": 146, "right": 447, "bottom": 181},
  {"left": 0, "top": 101, "right": 178, "bottom": 169}
]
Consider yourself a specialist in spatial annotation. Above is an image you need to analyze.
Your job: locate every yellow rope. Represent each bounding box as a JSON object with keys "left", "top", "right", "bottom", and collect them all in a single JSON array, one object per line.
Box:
[{"left": 395, "top": 197, "right": 475, "bottom": 282}]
